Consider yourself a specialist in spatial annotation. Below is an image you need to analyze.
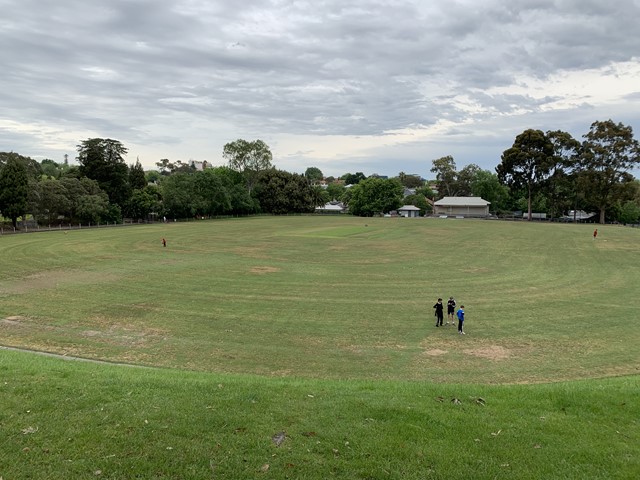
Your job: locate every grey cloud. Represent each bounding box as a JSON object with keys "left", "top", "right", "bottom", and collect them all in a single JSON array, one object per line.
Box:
[{"left": 1, "top": 0, "right": 639, "bottom": 175}]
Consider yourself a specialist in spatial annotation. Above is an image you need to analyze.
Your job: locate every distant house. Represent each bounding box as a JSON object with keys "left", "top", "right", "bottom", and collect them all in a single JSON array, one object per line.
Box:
[
  {"left": 560, "top": 210, "right": 597, "bottom": 222},
  {"left": 433, "top": 197, "right": 490, "bottom": 217},
  {"left": 315, "top": 202, "right": 347, "bottom": 214},
  {"left": 188, "top": 160, "right": 209, "bottom": 171},
  {"left": 398, "top": 205, "right": 421, "bottom": 218}
]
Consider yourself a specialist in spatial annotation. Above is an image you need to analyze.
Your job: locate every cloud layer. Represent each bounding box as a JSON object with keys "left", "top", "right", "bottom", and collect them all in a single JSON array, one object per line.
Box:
[{"left": 2, "top": 0, "right": 639, "bottom": 177}]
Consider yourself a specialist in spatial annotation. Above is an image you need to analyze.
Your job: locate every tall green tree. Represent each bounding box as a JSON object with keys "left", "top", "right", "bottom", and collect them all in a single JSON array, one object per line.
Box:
[
  {"left": 0, "top": 156, "right": 29, "bottom": 228},
  {"left": 253, "top": 169, "right": 317, "bottom": 214},
  {"left": 161, "top": 173, "right": 197, "bottom": 218},
  {"left": 403, "top": 193, "right": 430, "bottom": 215},
  {"left": 544, "top": 130, "right": 582, "bottom": 218},
  {"left": 456, "top": 164, "right": 482, "bottom": 196},
  {"left": 58, "top": 176, "right": 111, "bottom": 223},
  {"left": 341, "top": 172, "right": 366, "bottom": 185},
  {"left": 223, "top": 139, "right": 273, "bottom": 193},
  {"left": 326, "top": 183, "right": 346, "bottom": 202},
  {"left": 579, "top": 120, "right": 640, "bottom": 224},
  {"left": 77, "top": 138, "right": 131, "bottom": 207},
  {"left": 129, "top": 158, "right": 147, "bottom": 190},
  {"left": 211, "top": 166, "right": 257, "bottom": 214},
  {"left": 470, "top": 170, "right": 509, "bottom": 214},
  {"left": 304, "top": 167, "right": 324, "bottom": 183},
  {"left": 397, "top": 172, "right": 424, "bottom": 189},
  {"left": 30, "top": 178, "right": 71, "bottom": 224},
  {"left": 348, "top": 178, "right": 403, "bottom": 216},
  {"left": 430, "top": 156, "right": 458, "bottom": 198},
  {"left": 496, "top": 129, "right": 554, "bottom": 220}
]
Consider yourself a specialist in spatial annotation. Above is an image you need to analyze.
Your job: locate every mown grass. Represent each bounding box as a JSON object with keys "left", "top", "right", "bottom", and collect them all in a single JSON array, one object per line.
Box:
[
  {"left": 1, "top": 350, "right": 638, "bottom": 479},
  {"left": 1, "top": 217, "right": 639, "bottom": 478},
  {"left": 1, "top": 216, "right": 639, "bottom": 383}
]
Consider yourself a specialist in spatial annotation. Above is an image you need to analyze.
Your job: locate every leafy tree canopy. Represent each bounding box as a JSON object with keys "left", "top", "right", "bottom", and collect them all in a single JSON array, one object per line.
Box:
[
  {"left": 348, "top": 178, "right": 403, "bottom": 216},
  {"left": 223, "top": 139, "right": 273, "bottom": 192}
]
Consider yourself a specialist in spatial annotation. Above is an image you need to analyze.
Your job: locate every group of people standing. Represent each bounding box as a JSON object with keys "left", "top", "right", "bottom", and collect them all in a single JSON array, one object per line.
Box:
[{"left": 433, "top": 297, "right": 466, "bottom": 334}]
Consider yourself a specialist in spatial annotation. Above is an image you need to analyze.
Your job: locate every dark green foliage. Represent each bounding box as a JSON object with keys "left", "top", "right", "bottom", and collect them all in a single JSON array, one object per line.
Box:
[
  {"left": 0, "top": 155, "right": 29, "bottom": 228},
  {"left": 304, "top": 166, "right": 324, "bottom": 183},
  {"left": 326, "top": 183, "right": 346, "bottom": 201},
  {"left": 223, "top": 139, "right": 273, "bottom": 193},
  {"left": 348, "top": 177, "right": 403, "bottom": 216},
  {"left": 77, "top": 138, "right": 131, "bottom": 207},
  {"left": 58, "top": 176, "right": 111, "bottom": 223},
  {"left": 129, "top": 159, "right": 147, "bottom": 190},
  {"left": 396, "top": 171, "right": 424, "bottom": 188},
  {"left": 253, "top": 169, "right": 317, "bottom": 214},
  {"left": 470, "top": 170, "right": 510, "bottom": 214},
  {"left": 403, "top": 193, "right": 430, "bottom": 215},
  {"left": 125, "top": 187, "right": 161, "bottom": 220},
  {"left": 497, "top": 129, "right": 555, "bottom": 220},
  {"left": 579, "top": 120, "right": 640, "bottom": 223},
  {"left": 430, "top": 155, "right": 458, "bottom": 198},
  {"left": 30, "top": 178, "right": 72, "bottom": 224},
  {"left": 341, "top": 171, "right": 366, "bottom": 185}
]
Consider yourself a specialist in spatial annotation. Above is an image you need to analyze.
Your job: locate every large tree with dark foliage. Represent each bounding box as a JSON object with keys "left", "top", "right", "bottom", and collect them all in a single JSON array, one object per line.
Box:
[
  {"left": 77, "top": 138, "right": 131, "bottom": 207},
  {"left": 579, "top": 120, "right": 640, "bottom": 224},
  {"left": 496, "top": 129, "right": 554, "bottom": 220},
  {"left": 253, "top": 169, "right": 317, "bottom": 214},
  {"left": 0, "top": 155, "right": 29, "bottom": 228}
]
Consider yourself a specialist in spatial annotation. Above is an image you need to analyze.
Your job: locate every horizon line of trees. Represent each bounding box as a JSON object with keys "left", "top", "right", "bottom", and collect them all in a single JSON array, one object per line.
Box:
[{"left": 1, "top": 119, "right": 639, "bottom": 227}]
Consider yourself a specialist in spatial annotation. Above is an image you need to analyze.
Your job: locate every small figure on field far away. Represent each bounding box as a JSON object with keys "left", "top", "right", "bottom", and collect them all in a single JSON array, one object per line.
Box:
[
  {"left": 162, "top": 238, "right": 167, "bottom": 247},
  {"left": 593, "top": 228, "right": 598, "bottom": 240}
]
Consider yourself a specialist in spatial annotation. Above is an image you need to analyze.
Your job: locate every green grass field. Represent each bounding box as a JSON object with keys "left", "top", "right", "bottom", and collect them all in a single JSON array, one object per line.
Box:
[{"left": 1, "top": 216, "right": 639, "bottom": 478}]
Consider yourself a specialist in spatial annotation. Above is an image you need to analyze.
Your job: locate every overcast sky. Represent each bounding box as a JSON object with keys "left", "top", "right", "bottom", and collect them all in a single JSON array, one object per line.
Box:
[{"left": 2, "top": 0, "right": 639, "bottom": 178}]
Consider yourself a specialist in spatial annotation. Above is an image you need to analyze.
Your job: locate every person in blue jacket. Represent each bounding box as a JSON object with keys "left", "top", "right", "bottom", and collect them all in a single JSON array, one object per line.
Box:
[{"left": 456, "top": 305, "right": 465, "bottom": 334}]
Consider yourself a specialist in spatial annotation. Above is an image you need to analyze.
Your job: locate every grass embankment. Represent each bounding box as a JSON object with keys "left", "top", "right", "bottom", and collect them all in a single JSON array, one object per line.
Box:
[{"left": 1, "top": 350, "right": 638, "bottom": 479}]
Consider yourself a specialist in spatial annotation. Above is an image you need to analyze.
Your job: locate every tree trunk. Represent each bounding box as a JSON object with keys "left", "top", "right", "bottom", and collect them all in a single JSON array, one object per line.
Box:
[
  {"left": 527, "top": 186, "right": 532, "bottom": 221},
  {"left": 599, "top": 208, "right": 606, "bottom": 224}
]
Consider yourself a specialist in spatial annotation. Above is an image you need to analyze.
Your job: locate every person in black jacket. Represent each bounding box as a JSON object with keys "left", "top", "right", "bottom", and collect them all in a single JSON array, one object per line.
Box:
[
  {"left": 433, "top": 298, "right": 444, "bottom": 327},
  {"left": 447, "top": 297, "right": 456, "bottom": 325}
]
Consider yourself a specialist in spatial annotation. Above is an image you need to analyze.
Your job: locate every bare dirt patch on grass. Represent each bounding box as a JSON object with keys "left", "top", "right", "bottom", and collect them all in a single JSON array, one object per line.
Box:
[
  {"left": 464, "top": 345, "right": 512, "bottom": 360},
  {"left": 1, "top": 315, "right": 27, "bottom": 325},
  {"left": 250, "top": 266, "right": 281, "bottom": 274},
  {"left": 1, "top": 270, "right": 120, "bottom": 295},
  {"left": 233, "top": 246, "right": 271, "bottom": 259},
  {"left": 424, "top": 348, "right": 448, "bottom": 356}
]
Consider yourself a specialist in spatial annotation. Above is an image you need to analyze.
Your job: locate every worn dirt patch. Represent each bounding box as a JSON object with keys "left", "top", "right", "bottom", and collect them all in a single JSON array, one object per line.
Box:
[
  {"left": 1, "top": 315, "right": 28, "bottom": 326},
  {"left": 250, "top": 266, "right": 281, "bottom": 274},
  {"left": 1, "top": 270, "right": 120, "bottom": 295},
  {"left": 464, "top": 345, "right": 511, "bottom": 360},
  {"left": 233, "top": 246, "right": 271, "bottom": 259},
  {"left": 424, "top": 349, "right": 448, "bottom": 356}
]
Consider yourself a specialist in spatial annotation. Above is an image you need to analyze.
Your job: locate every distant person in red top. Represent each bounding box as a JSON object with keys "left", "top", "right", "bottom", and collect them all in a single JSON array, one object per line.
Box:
[
  {"left": 162, "top": 238, "right": 167, "bottom": 247},
  {"left": 593, "top": 228, "right": 598, "bottom": 239}
]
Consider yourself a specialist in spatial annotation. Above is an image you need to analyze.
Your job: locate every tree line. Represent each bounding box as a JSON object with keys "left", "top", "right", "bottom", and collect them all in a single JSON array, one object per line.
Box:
[
  {"left": 0, "top": 139, "right": 329, "bottom": 228},
  {"left": 1, "top": 119, "right": 638, "bottom": 227}
]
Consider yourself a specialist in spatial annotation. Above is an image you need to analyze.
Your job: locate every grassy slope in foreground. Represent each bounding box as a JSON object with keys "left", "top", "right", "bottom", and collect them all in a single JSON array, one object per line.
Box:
[
  {"left": 1, "top": 217, "right": 639, "bottom": 384},
  {"left": 0, "top": 350, "right": 638, "bottom": 479}
]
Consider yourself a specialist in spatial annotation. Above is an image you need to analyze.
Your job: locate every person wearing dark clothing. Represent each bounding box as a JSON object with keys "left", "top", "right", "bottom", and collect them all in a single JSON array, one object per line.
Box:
[
  {"left": 433, "top": 298, "right": 444, "bottom": 327},
  {"left": 447, "top": 297, "right": 456, "bottom": 324}
]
